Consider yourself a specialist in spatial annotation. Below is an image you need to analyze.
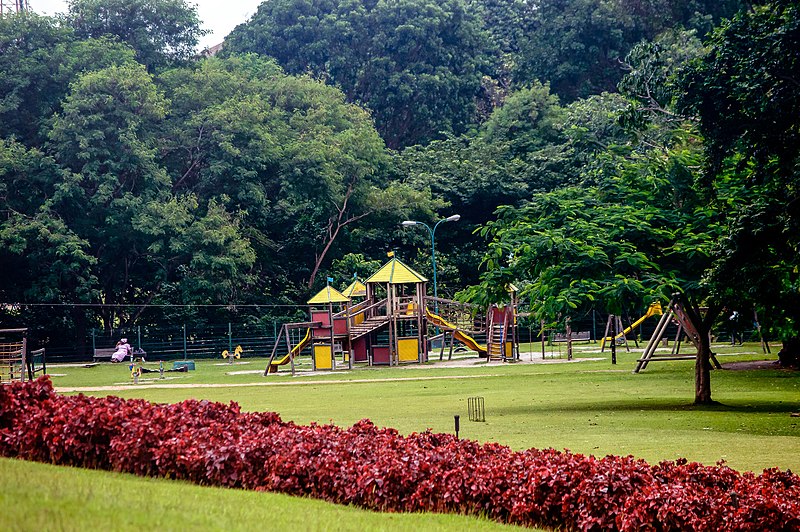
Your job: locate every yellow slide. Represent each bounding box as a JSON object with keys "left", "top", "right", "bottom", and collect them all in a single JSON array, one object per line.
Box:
[
  {"left": 426, "top": 309, "right": 487, "bottom": 356},
  {"left": 601, "top": 302, "right": 663, "bottom": 349},
  {"left": 269, "top": 328, "right": 311, "bottom": 369}
]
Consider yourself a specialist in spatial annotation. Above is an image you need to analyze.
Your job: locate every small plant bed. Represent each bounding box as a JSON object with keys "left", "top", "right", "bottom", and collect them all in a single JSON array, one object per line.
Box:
[{"left": 2, "top": 377, "right": 798, "bottom": 531}]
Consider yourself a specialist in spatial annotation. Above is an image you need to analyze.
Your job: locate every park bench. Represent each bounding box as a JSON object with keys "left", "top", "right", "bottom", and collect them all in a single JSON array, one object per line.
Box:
[
  {"left": 93, "top": 347, "right": 116, "bottom": 362},
  {"left": 551, "top": 331, "right": 591, "bottom": 343},
  {"left": 26, "top": 348, "right": 46, "bottom": 379}
]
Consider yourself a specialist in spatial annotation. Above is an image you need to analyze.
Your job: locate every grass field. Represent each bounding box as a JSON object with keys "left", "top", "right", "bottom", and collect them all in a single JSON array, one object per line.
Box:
[
  {"left": 5, "top": 342, "right": 798, "bottom": 530},
  {"left": 0, "top": 458, "right": 529, "bottom": 532}
]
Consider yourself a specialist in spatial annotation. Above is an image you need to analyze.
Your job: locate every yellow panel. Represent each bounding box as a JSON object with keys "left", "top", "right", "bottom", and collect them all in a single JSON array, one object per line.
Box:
[
  {"left": 314, "top": 345, "right": 333, "bottom": 369},
  {"left": 398, "top": 338, "right": 419, "bottom": 362},
  {"left": 505, "top": 342, "right": 513, "bottom": 358}
]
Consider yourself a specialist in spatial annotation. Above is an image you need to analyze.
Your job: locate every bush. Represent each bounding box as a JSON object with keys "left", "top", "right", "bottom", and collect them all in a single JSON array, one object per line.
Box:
[{"left": 1, "top": 377, "right": 798, "bottom": 530}]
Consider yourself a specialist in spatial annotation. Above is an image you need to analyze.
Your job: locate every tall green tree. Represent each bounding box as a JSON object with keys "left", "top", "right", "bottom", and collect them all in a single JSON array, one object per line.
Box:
[
  {"left": 464, "top": 31, "right": 731, "bottom": 403},
  {"left": 223, "top": 0, "right": 494, "bottom": 149},
  {"left": 159, "top": 55, "right": 431, "bottom": 292},
  {"left": 66, "top": 0, "right": 206, "bottom": 70},
  {"left": 463, "top": 129, "right": 723, "bottom": 403},
  {"left": 680, "top": 0, "right": 800, "bottom": 365},
  {"left": 0, "top": 13, "right": 136, "bottom": 144},
  {"left": 396, "top": 82, "right": 575, "bottom": 287},
  {"left": 42, "top": 62, "right": 256, "bottom": 331}
]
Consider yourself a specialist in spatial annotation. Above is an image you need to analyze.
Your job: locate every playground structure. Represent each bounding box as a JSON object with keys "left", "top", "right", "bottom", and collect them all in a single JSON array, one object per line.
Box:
[
  {"left": 221, "top": 345, "right": 243, "bottom": 364},
  {"left": 265, "top": 256, "right": 518, "bottom": 374},
  {"left": 600, "top": 302, "right": 663, "bottom": 351},
  {"left": 0, "top": 328, "right": 46, "bottom": 383}
]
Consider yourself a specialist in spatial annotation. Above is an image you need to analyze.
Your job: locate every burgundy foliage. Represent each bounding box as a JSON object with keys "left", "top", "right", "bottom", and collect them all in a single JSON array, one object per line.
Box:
[{"left": 1, "top": 377, "right": 798, "bottom": 530}]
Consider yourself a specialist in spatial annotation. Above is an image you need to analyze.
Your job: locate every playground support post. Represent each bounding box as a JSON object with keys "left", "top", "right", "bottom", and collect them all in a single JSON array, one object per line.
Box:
[
  {"left": 754, "top": 308, "right": 770, "bottom": 354},
  {"left": 610, "top": 316, "right": 617, "bottom": 365},
  {"left": 566, "top": 317, "right": 573, "bottom": 361},
  {"left": 541, "top": 319, "right": 546, "bottom": 360},
  {"left": 401, "top": 214, "right": 460, "bottom": 314}
]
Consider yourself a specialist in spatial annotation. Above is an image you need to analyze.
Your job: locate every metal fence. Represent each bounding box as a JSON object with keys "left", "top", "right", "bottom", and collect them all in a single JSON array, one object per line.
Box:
[{"left": 27, "top": 320, "right": 308, "bottom": 363}]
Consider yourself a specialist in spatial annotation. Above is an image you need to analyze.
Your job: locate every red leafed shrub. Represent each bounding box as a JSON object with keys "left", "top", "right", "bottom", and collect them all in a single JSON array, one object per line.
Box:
[{"left": 1, "top": 377, "right": 799, "bottom": 531}]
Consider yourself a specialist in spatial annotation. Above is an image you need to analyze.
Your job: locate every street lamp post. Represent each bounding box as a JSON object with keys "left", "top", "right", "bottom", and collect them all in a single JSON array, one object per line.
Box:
[{"left": 401, "top": 214, "right": 460, "bottom": 313}]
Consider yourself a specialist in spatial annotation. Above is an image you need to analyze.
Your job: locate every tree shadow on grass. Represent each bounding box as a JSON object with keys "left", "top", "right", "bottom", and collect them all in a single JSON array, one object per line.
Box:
[{"left": 494, "top": 399, "right": 799, "bottom": 415}]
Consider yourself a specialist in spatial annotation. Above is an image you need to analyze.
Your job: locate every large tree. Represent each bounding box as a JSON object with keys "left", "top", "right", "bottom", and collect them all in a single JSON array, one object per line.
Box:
[
  {"left": 508, "top": 0, "right": 746, "bottom": 101},
  {"left": 223, "top": 0, "right": 494, "bottom": 149},
  {"left": 0, "top": 13, "right": 136, "bottom": 145},
  {"left": 462, "top": 31, "right": 733, "bottom": 404},
  {"left": 395, "top": 82, "right": 576, "bottom": 288},
  {"left": 66, "top": 0, "right": 206, "bottom": 70},
  {"left": 42, "top": 62, "right": 256, "bottom": 331},
  {"left": 159, "top": 55, "right": 432, "bottom": 292},
  {"left": 680, "top": 0, "right": 800, "bottom": 366}
]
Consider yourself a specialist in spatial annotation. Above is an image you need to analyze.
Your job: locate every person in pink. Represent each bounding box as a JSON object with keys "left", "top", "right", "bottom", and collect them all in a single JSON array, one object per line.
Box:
[{"left": 111, "top": 338, "right": 132, "bottom": 363}]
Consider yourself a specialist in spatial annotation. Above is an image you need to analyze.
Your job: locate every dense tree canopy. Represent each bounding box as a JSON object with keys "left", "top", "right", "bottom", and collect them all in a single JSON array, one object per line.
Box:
[
  {"left": 223, "top": 0, "right": 494, "bottom": 149},
  {"left": 1, "top": 0, "right": 796, "bottom": 390},
  {"left": 66, "top": 0, "right": 206, "bottom": 70},
  {"left": 508, "top": 0, "right": 745, "bottom": 101},
  {"left": 0, "top": 14, "right": 137, "bottom": 145},
  {"left": 680, "top": 0, "right": 800, "bottom": 363},
  {"left": 0, "top": 11, "right": 429, "bottom": 343}
]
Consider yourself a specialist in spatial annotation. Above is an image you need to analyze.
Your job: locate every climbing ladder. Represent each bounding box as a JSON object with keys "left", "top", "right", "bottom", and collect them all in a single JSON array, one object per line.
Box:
[
  {"left": 486, "top": 306, "right": 515, "bottom": 361},
  {"left": 0, "top": 328, "right": 27, "bottom": 383},
  {"left": 486, "top": 318, "right": 506, "bottom": 361},
  {"left": 349, "top": 316, "right": 390, "bottom": 340}
]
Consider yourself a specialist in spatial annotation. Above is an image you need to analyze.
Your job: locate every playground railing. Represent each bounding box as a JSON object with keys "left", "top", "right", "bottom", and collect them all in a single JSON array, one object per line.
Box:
[
  {"left": 335, "top": 297, "right": 388, "bottom": 322},
  {"left": 338, "top": 299, "right": 371, "bottom": 318},
  {"left": 394, "top": 296, "right": 419, "bottom": 316},
  {"left": 425, "top": 297, "right": 486, "bottom": 334},
  {"left": 27, "top": 348, "right": 46, "bottom": 379}
]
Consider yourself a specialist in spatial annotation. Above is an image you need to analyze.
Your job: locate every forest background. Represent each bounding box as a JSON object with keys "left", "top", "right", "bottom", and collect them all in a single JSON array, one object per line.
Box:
[{"left": 1, "top": 0, "right": 798, "bottom": 389}]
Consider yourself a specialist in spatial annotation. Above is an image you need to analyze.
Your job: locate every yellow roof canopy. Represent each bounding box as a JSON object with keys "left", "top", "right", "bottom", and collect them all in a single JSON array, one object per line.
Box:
[
  {"left": 342, "top": 279, "right": 367, "bottom": 298},
  {"left": 307, "top": 285, "right": 350, "bottom": 305},
  {"left": 366, "top": 257, "right": 427, "bottom": 285}
]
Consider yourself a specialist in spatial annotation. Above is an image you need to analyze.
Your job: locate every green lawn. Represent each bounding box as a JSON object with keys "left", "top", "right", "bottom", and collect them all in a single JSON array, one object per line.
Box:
[
  {"left": 8, "top": 342, "right": 797, "bottom": 530},
  {"left": 0, "top": 458, "right": 528, "bottom": 532},
  {"left": 46, "top": 342, "right": 799, "bottom": 472}
]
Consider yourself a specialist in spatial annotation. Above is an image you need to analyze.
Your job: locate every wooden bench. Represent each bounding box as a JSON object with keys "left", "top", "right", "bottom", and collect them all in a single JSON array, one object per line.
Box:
[
  {"left": 93, "top": 347, "right": 117, "bottom": 362},
  {"left": 552, "top": 331, "right": 592, "bottom": 343},
  {"left": 26, "top": 348, "right": 46, "bottom": 379}
]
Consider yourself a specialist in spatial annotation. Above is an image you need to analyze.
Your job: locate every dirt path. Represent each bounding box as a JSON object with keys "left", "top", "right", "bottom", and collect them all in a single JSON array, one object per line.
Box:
[
  {"left": 55, "top": 373, "right": 507, "bottom": 393},
  {"left": 721, "top": 360, "right": 783, "bottom": 371},
  {"left": 54, "top": 356, "right": 603, "bottom": 393}
]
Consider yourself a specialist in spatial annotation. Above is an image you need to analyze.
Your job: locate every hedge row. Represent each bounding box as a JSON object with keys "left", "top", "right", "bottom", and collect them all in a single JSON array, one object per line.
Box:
[{"left": 1, "top": 378, "right": 798, "bottom": 530}]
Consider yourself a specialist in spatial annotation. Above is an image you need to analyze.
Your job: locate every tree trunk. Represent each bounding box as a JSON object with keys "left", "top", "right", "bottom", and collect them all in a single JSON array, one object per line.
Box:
[
  {"left": 777, "top": 336, "right": 800, "bottom": 368},
  {"left": 306, "top": 182, "right": 372, "bottom": 289},
  {"left": 694, "top": 331, "right": 714, "bottom": 404},
  {"left": 671, "top": 292, "right": 719, "bottom": 405}
]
